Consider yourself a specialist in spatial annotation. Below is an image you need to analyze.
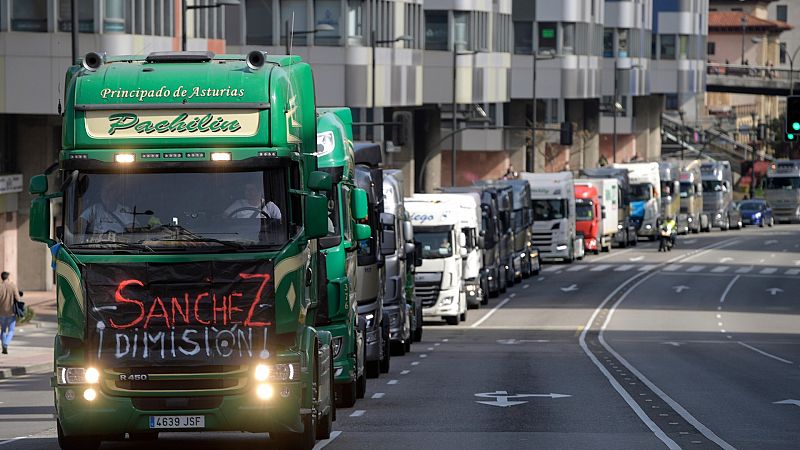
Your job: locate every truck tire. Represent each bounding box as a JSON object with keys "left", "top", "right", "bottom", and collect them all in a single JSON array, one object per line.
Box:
[
  {"left": 379, "top": 345, "right": 390, "bottom": 374},
  {"left": 460, "top": 310, "right": 467, "bottom": 322},
  {"left": 356, "top": 364, "right": 366, "bottom": 399},
  {"left": 336, "top": 381, "right": 357, "bottom": 408},
  {"left": 413, "top": 309, "right": 423, "bottom": 342},
  {"left": 272, "top": 413, "right": 316, "bottom": 450},
  {"left": 57, "top": 420, "right": 100, "bottom": 450},
  {"left": 391, "top": 340, "right": 406, "bottom": 356},
  {"left": 445, "top": 315, "right": 459, "bottom": 325},
  {"left": 316, "top": 352, "right": 334, "bottom": 439},
  {"left": 404, "top": 337, "right": 411, "bottom": 353},
  {"left": 366, "top": 360, "right": 380, "bottom": 378}
]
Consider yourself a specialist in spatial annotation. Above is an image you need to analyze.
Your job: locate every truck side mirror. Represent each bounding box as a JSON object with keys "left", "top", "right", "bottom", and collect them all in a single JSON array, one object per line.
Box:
[
  {"left": 380, "top": 212, "right": 394, "bottom": 226},
  {"left": 403, "top": 242, "right": 415, "bottom": 258},
  {"left": 459, "top": 247, "right": 467, "bottom": 258},
  {"left": 458, "top": 232, "right": 467, "bottom": 249},
  {"left": 30, "top": 197, "right": 54, "bottom": 245},
  {"left": 30, "top": 174, "right": 48, "bottom": 195},
  {"left": 352, "top": 188, "right": 368, "bottom": 220},
  {"left": 414, "top": 240, "right": 423, "bottom": 267},
  {"left": 477, "top": 235, "right": 485, "bottom": 249},
  {"left": 381, "top": 230, "right": 397, "bottom": 256},
  {"left": 305, "top": 194, "right": 329, "bottom": 239},
  {"left": 355, "top": 223, "right": 371, "bottom": 241},
  {"left": 403, "top": 221, "right": 413, "bottom": 243},
  {"left": 308, "top": 171, "right": 332, "bottom": 192}
]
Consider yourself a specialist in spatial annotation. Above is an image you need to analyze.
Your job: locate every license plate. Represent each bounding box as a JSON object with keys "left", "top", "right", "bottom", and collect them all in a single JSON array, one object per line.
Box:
[{"left": 149, "top": 415, "right": 204, "bottom": 429}]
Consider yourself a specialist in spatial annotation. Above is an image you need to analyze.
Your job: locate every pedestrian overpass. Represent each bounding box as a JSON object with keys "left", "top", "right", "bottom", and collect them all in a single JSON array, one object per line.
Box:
[{"left": 706, "top": 63, "right": 800, "bottom": 96}]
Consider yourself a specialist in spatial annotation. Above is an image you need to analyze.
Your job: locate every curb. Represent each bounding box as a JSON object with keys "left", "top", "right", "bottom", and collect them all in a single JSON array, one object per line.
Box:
[{"left": 0, "top": 362, "right": 53, "bottom": 380}]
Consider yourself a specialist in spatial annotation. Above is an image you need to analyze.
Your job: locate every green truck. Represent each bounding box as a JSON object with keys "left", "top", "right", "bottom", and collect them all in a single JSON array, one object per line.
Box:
[
  {"left": 314, "top": 109, "right": 371, "bottom": 407},
  {"left": 29, "top": 51, "right": 352, "bottom": 449}
]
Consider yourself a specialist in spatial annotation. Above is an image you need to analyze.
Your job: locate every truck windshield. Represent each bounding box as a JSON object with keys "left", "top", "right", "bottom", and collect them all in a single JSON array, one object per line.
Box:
[
  {"left": 630, "top": 184, "right": 653, "bottom": 201},
  {"left": 532, "top": 199, "right": 567, "bottom": 221},
  {"left": 765, "top": 177, "right": 800, "bottom": 190},
  {"left": 679, "top": 181, "right": 694, "bottom": 198},
  {"left": 64, "top": 169, "right": 288, "bottom": 252},
  {"left": 415, "top": 228, "right": 453, "bottom": 259},
  {"left": 575, "top": 200, "right": 594, "bottom": 221},
  {"left": 511, "top": 209, "right": 524, "bottom": 230},
  {"left": 702, "top": 180, "right": 725, "bottom": 192}
]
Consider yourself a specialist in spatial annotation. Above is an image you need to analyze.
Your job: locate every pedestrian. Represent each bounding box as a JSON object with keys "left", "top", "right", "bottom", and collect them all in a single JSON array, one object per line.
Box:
[{"left": 0, "top": 271, "right": 20, "bottom": 354}]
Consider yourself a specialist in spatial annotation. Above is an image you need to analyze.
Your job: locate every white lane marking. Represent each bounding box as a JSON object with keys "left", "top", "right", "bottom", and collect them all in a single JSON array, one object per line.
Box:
[
  {"left": 434, "top": 343, "right": 441, "bottom": 346},
  {"left": 615, "top": 264, "right": 635, "bottom": 272},
  {"left": 523, "top": 284, "right": 530, "bottom": 289},
  {"left": 401, "top": 370, "right": 410, "bottom": 375},
  {"left": 427, "top": 347, "right": 434, "bottom": 351},
  {"left": 411, "top": 361, "right": 420, "bottom": 366},
  {"left": 711, "top": 266, "right": 729, "bottom": 273},
  {"left": 786, "top": 269, "right": 800, "bottom": 276},
  {"left": 537, "top": 276, "right": 545, "bottom": 281},
  {"left": 735, "top": 266, "right": 753, "bottom": 274},
  {"left": 738, "top": 342, "right": 794, "bottom": 365},
  {"left": 639, "top": 264, "right": 658, "bottom": 272},
  {"left": 663, "top": 264, "right": 682, "bottom": 272},
  {"left": 0, "top": 437, "right": 28, "bottom": 447},
  {"left": 629, "top": 256, "right": 645, "bottom": 262},
  {"left": 371, "top": 392, "right": 385, "bottom": 399},
  {"left": 578, "top": 270, "right": 681, "bottom": 450},
  {"left": 349, "top": 410, "right": 366, "bottom": 417},
  {"left": 598, "top": 272, "right": 737, "bottom": 450},
  {"left": 566, "top": 265, "right": 587, "bottom": 272},
  {"left": 314, "top": 430, "right": 343, "bottom": 450},
  {"left": 686, "top": 265, "right": 706, "bottom": 273},
  {"left": 442, "top": 339, "right": 449, "bottom": 342},
  {"left": 591, "top": 248, "right": 633, "bottom": 261},
  {"left": 470, "top": 297, "right": 512, "bottom": 328},
  {"left": 759, "top": 267, "right": 777, "bottom": 275},
  {"left": 590, "top": 264, "right": 612, "bottom": 272},
  {"left": 419, "top": 354, "right": 428, "bottom": 358},
  {"left": 719, "top": 257, "right": 733, "bottom": 263},
  {"left": 719, "top": 275, "right": 740, "bottom": 304},
  {"left": 509, "top": 293, "right": 516, "bottom": 298},
  {"left": 387, "top": 379, "right": 398, "bottom": 385},
  {"left": 543, "top": 266, "right": 561, "bottom": 272}
]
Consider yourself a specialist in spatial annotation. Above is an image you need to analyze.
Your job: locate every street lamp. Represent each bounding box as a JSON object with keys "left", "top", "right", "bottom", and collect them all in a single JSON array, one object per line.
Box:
[
  {"left": 612, "top": 61, "right": 642, "bottom": 163},
  {"left": 783, "top": 45, "right": 800, "bottom": 96},
  {"left": 740, "top": 15, "right": 748, "bottom": 65},
  {"left": 371, "top": 32, "right": 412, "bottom": 129},
  {"left": 182, "top": 0, "right": 239, "bottom": 51},
  {"left": 528, "top": 49, "right": 556, "bottom": 173},
  {"left": 451, "top": 45, "right": 479, "bottom": 186},
  {"left": 677, "top": 109, "right": 686, "bottom": 161},
  {"left": 282, "top": 23, "right": 335, "bottom": 55}
]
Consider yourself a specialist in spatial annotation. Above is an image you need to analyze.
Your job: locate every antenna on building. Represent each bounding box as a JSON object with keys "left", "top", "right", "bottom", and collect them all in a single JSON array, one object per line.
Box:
[{"left": 288, "top": 12, "right": 295, "bottom": 55}]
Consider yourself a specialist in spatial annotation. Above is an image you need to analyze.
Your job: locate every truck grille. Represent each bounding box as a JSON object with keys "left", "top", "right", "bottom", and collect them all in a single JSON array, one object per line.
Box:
[
  {"left": 532, "top": 232, "right": 553, "bottom": 254},
  {"left": 132, "top": 396, "right": 223, "bottom": 411},
  {"left": 415, "top": 282, "right": 441, "bottom": 308},
  {"left": 104, "top": 365, "right": 249, "bottom": 396}
]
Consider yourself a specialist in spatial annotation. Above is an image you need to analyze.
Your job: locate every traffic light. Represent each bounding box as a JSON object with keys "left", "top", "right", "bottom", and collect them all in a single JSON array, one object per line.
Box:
[
  {"left": 786, "top": 96, "right": 800, "bottom": 140},
  {"left": 560, "top": 121, "right": 573, "bottom": 146}
]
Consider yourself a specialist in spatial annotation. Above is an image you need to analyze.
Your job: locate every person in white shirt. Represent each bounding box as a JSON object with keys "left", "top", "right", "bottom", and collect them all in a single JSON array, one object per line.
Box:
[
  {"left": 80, "top": 182, "right": 134, "bottom": 234},
  {"left": 225, "top": 183, "right": 282, "bottom": 220}
]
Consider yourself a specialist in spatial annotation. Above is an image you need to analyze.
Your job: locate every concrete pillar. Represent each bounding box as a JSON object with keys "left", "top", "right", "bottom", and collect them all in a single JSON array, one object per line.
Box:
[{"left": 415, "top": 107, "right": 442, "bottom": 193}]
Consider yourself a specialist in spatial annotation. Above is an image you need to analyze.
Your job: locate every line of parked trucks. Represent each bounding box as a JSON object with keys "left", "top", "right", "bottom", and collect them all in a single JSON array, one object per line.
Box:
[{"left": 28, "top": 51, "right": 800, "bottom": 450}]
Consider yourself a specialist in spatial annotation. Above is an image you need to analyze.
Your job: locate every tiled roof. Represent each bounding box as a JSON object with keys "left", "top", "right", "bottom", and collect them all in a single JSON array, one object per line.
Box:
[{"left": 708, "top": 11, "right": 792, "bottom": 32}]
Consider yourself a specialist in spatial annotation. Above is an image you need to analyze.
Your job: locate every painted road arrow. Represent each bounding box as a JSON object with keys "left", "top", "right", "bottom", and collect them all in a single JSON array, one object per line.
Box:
[
  {"left": 774, "top": 399, "right": 800, "bottom": 407},
  {"left": 475, "top": 391, "right": 571, "bottom": 408},
  {"left": 561, "top": 284, "right": 579, "bottom": 292},
  {"left": 673, "top": 285, "right": 690, "bottom": 293},
  {"left": 683, "top": 239, "right": 697, "bottom": 244},
  {"left": 766, "top": 288, "right": 784, "bottom": 296},
  {"left": 629, "top": 256, "right": 644, "bottom": 262},
  {"left": 719, "top": 257, "right": 733, "bottom": 263}
]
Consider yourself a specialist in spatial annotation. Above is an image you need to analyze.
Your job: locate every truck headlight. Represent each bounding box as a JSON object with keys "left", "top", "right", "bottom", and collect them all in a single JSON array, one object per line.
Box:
[
  {"left": 254, "top": 363, "right": 300, "bottom": 382},
  {"left": 617, "top": 224, "right": 624, "bottom": 230},
  {"left": 364, "top": 313, "right": 375, "bottom": 329},
  {"left": 645, "top": 224, "right": 652, "bottom": 230},
  {"left": 331, "top": 336, "right": 344, "bottom": 358},
  {"left": 716, "top": 213, "right": 722, "bottom": 219},
  {"left": 441, "top": 296, "right": 454, "bottom": 305},
  {"left": 687, "top": 217, "right": 693, "bottom": 222},
  {"left": 556, "top": 244, "right": 568, "bottom": 251},
  {"left": 57, "top": 367, "right": 100, "bottom": 385}
]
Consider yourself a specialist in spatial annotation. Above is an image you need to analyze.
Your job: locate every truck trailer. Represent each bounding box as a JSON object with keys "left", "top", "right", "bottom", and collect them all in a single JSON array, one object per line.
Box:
[
  {"left": 612, "top": 163, "right": 662, "bottom": 240},
  {"left": 574, "top": 178, "right": 619, "bottom": 253}
]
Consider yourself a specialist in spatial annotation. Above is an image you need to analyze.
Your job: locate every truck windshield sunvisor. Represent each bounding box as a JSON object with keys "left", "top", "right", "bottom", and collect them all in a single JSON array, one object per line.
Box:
[
  {"left": 575, "top": 201, "right": 594, "bottom": 221},
  {"left": 765, "top": 177, "right": 800, "bottom": 190},
  {"left": 702, "top": 180, "right": 725, "bottom": 192},
  {"left": 679, "top": 182, "right": 693, "bottom": 198},
  {"left": 532, "top": 199, "right": 567, "bottom": 221},
  {"left": 415, "top": 227, "right": 453, "bottom": 259},
  {"left": 64, "top": 169, "right": 289, "bottom": 253},
  {"left": 630, "top": 184, "right": 653, "bottom": 201}
]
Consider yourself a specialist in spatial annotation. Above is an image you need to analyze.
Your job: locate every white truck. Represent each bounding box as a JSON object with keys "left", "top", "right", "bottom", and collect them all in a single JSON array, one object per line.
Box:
[
  {"left": 574, "top": 178, "right": 620, "bottom": 253},
  {"left": 612, "top": 162, "right": 662, "bottom": 240},
  {"left": 519, "top": 171, "right": 578, "bottom": 262},
  {"left": 412, "top": 193, "right": 484, "bottom": 309},
  {"left": 764, "top": 160, "right": 800, "bottom": 223},
  {"left": 405, "top": 196, "right": 468, "bottom": 325}
]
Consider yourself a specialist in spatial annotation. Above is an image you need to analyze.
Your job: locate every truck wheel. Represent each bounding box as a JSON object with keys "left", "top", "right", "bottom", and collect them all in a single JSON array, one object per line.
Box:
[
  {"left": 460, "top": 309, "right": 467, "bottom": 322},
  {"left": 366, "top": 360, "right": 380, "bottom": 378},
  {"left": 379, "top": 345, "right": 390, "bottom": 374},
  {"left": 481, "top": 289, "right": 489, "bottom": 305},
  {"left": 413, "top": 309, "right": 423, "bottom": 342},
  {"left": 356, "top": 367, "right": 366, "bottom": 399},
  {"left": 272, "top": 413, "right": 316, "bottom": 450},
  {"left": 391, "top": 340, "right": 406, "bottom": 356},
  {"left": 336, "top": 381, "right": 357, "bottom": 408},
  {"left": 404, "top": 338, "right": 411, "bottom": 353},
  {"left": 445, "top": 315, "right": 459, "bottom": 325},
  {"left": 58, "top": 420, "right": 100, "bottom": 450},
  {"left": 316, "top": 353, "right": 334, "bottom": 439}
]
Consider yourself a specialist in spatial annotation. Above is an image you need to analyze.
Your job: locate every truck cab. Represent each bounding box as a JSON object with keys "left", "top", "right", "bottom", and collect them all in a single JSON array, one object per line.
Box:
[
  {"left": 701, "top": 161, "right": 741, "bottom": 230},
  {"left": 764, "top": 160, "right": 800, "bottom": 223},
  {"left": 580, "top": 167, "right": 638, "bottom": 248},
  {"left": 612, "top": 163, "right": 662, "bottom": 240},
  {"left": 659, "top": 162, "right": 684, "bottom": 231},
  {"left": 519, "top": 172, "right": 577, "bottom": 262},
  {"left": 678, "top": 160, "right": 710, "bottom": 233},
  {"left": 405, "top": 197, "right": 468, "bottom": 325}
]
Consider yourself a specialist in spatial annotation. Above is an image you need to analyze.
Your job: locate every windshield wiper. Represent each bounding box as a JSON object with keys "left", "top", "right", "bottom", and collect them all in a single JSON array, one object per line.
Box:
[
  {"left": 150, "top": 237, "right": 247, "bottom": 250},
  {"left": 68, "top": 241, "right": 154, "bottom": 252}
]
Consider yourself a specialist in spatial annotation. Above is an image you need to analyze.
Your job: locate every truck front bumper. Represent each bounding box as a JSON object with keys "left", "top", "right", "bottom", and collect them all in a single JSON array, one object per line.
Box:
[
  {"left": 320, "top": 323, "right": 357, "bottom": 384},
  {"left": 384, "top": 303, "right": 408, "bottom": 343},
  {"left": 358, "top": 300, "right": 382, "bottom": 363},
  {"left": 464, "top": 279, "right": 482, "bottom": 307},
  {"left": 422, "top": 287, "right": 461, "bottom": 319}
]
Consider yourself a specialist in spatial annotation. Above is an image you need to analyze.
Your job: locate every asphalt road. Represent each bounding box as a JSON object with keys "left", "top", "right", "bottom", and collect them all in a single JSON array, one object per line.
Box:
[{"left": 1, "top": 225, "right": 798, "bottom": 449}]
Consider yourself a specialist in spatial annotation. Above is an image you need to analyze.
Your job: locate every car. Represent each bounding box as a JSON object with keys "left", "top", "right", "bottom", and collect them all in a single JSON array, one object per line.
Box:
[{"left": 738, "top": 199, "right": 774, "bottom": 227}]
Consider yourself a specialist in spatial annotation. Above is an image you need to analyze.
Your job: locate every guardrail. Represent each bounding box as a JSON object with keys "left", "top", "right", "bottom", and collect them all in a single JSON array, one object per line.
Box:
[{"left": 706, "top": 63, "right": 798, "bottom": 81}]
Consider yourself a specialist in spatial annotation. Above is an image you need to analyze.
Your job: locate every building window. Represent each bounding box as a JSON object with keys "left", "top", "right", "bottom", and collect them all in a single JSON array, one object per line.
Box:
[
  {"left": 678, "top": 35, "right": 688, "bottom": 59},
  {"left": 780, "top": 42, "right": 787, "bottom": 64},
  {"left": 665, "top": 94, "right": 679, "bottom": 111},
  {"left": 618, "top": 29, "right": 629, "bottom": 58},
  {"left": 660, "top": 35, "right": 676, "bottom": 60},
  {"left": 538, "top": 22, "right": 557, "bottom": 53},
  {"left": 707, "top": 41, "right": 716, "bottom": 56},
  {"left": 562, "top": 23, "right": 575, "bottom": 55},
  {"left": 11, "top": 0, "right": 48, "bottom": 32},
  {"left": 104, "top": 0, "right": 126, "bottom": 32},
  {"left": 246, "top": 0, "right": 273, "bottom": 45},
  {"left": 424, "top": 10, "right": 448, "bottom": 51},
  {"left": 58, "top": 0, "right": 94, "bottom": 33},
  {"left": 453, "top": 11, "right": 470, "bottom": 51},
  {"left": 347, "top": 0, "right": 363, "bottom": 45},
  {"left": 776, "top": 4, "right": 788, "bottom": 22},
  {"left": 514, "top": 20, "right": 532, "bottom": 54},
  {"left": 315, "top": 0, "right": 341, "bottom": 46},
  {"left": 603, "top": 28, "right": 614, "bottom": 57},
  {"left": 281, "top": 0, "right": 308, "bottom": 47}
]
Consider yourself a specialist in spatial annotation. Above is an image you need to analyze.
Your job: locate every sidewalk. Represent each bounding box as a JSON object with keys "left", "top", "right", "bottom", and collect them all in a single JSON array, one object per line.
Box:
[{"left": 0, "top": 291, "right": 56, "bottom": 379}]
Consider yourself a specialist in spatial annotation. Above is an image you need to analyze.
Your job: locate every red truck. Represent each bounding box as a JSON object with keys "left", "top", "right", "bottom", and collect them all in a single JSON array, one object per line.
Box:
[{"left": 574, "top": 184, "right": 602, "bottom": 255}]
